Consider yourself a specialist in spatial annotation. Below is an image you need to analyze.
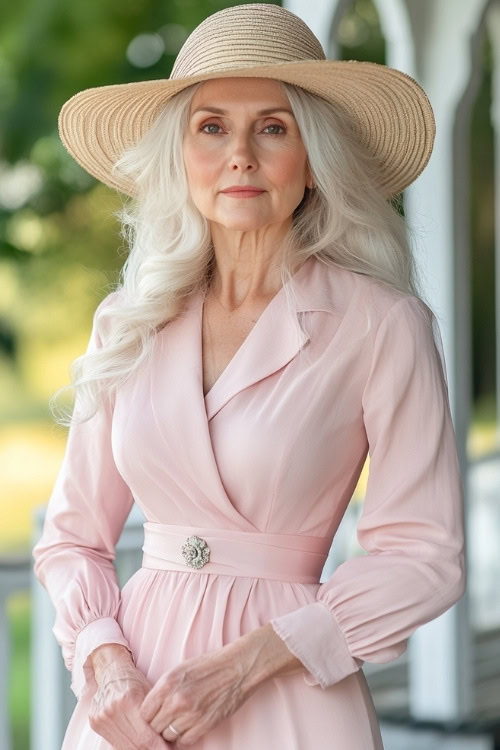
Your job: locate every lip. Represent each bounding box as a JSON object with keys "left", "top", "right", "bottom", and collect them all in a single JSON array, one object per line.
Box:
[{"left": 221, "top": 186, "right": 265, "bottom": 194}]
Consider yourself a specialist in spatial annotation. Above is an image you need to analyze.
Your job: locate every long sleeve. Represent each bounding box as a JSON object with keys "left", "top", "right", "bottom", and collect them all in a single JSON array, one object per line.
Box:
[
  {"left": 269, "top": 294, "right": 466, "bottom": 689},
  {"left": 32, "top": 291, "right": 135, "bottom": 701}
]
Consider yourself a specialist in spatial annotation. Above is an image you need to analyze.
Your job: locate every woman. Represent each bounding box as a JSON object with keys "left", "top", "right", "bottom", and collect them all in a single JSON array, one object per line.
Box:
[{"left": 32, "top": 3, "right": 466, "bottom": 749}]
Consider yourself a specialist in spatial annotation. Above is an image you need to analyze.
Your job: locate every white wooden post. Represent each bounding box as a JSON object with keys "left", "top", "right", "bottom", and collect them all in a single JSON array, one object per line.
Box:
[{"left": 390, "top": 0, "right": 490, "bottom": 721}]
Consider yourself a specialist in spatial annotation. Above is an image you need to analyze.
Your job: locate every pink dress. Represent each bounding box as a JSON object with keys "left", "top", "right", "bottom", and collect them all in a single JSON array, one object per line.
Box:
[{"left": 32, "top": 254, "right": 466, "bottom": 749}]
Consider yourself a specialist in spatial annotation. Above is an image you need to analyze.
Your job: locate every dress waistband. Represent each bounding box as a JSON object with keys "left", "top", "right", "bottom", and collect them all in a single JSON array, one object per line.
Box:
[{"left": 141, "top": 522, "right": 331, "bottom": 583}]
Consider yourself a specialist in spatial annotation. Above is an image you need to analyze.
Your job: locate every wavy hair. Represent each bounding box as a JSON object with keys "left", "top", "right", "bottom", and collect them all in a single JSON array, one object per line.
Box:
[{"left": 50, "top": 78, "right": 432, "bottom": 427}]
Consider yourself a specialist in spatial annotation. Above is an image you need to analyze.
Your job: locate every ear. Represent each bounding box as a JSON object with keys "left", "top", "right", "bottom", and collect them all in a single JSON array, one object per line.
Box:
[{"left": 306, "top": 165, "right": 315, "bottom": 189}]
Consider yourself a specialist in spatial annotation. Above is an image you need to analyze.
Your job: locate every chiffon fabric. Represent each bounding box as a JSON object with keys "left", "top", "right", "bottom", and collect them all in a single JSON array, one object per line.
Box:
[{"left": 32, "top": 254, "right": 466, "bottom": 749}]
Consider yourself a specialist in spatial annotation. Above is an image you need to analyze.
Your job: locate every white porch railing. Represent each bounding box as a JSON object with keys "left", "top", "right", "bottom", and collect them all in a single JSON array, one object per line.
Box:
[{"left": 29, "top": 502, "right": 146, "bottom": 750}]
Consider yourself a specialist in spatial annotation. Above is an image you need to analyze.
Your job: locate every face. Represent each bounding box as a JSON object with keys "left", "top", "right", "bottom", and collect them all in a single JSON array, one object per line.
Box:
[{"left": 182, "top": 77, "right": 313, "bottom": 234}]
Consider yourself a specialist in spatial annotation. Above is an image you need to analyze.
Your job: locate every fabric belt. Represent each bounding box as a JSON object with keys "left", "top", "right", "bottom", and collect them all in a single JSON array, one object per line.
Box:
[{"left": 141, "top": 522, "right": 331, "bottom": 583}]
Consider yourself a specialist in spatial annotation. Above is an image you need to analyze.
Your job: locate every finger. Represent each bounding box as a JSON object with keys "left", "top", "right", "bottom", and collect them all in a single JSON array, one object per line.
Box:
[
  {"left": 139, "top": 686, "right": 165, "bottom": 723},
  {"left": 91, "top": 716, "right": 138, "bottom": 750},
  {"left": 173, "top": 718, "right": 209, "bottom": 748},
  {"left": 160, "top": 718, "right": 189, "bottom": 744},
  {"left": 122, "top": 711, "right": 170, "bottom": 749}
]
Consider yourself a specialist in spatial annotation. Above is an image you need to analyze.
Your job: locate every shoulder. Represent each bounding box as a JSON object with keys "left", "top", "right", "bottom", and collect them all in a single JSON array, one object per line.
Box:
[
  {"left": 95, "top": 289, "right": 123, "bottom": 314},
  {"left": 94, "top": 289, "right": 125, "bottom": 323},
  {"left": 92, "top": 289, "right": 124, "bottom": 344},
  {"left": 346, "top": 268, "right": 430, "bottom": 326},
  {"left": 314, "top": 258, "right": 432, "bottom": 334}
]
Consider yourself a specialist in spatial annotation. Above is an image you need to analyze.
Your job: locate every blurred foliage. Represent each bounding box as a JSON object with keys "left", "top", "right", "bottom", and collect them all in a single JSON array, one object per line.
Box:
[
  {"left": 0, "top": 0, "right": 281, "bottom": 420},
  {"left": 470, "top": 36, "right": 496, "bottom": 399},
  {"left": 338, "top": 0, "right": 385, "bottom": 61},
  {"left": 0, "top": 0, "right": 495, "bottom": 412},
  {"left": 0, "top": 421, "right": 67, "bottom": 551}
]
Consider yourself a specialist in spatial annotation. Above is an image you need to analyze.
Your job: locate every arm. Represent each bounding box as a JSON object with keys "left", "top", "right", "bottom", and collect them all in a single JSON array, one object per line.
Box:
[
  {"left": 32, "top": 291, "right": 135, "bottom": 701},
  {"left": 266, "top": 294, "right": 466, "bottom": 689}
]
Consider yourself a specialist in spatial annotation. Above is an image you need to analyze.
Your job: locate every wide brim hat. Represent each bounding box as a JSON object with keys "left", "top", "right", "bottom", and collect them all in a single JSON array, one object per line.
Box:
[{"left": 58, "top": 2, "right": 435, "bottom": 200}]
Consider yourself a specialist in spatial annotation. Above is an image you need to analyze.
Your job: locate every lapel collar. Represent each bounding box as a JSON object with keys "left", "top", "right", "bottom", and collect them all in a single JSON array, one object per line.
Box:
[
  {"left": 150, "top": 254, "right": 339, "bottom": 524},
  {"left": 153, "top": 294, "right": 255, "bottom": 526},
  {"left": 202, "top": 254, "right": 335, "bottom": 420},
  {"left": 203, "top": 286, "right": 308, "bottom": 421}
]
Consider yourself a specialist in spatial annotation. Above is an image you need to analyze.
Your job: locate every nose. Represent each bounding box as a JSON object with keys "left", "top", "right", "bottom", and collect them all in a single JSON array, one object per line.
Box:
[{"left": 227, "top": 132, "right": 258, "bottom": 172}]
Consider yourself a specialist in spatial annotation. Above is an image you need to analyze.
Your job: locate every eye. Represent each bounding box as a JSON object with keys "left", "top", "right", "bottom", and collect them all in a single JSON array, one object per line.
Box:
[
  {"left": 198, "top": 121, "right": 287, "bottom": 135},
  {"left": 200, "top": 122, "right": 223, "bottom": 134},
  {"left": 262, "top": 123, "right": 286, "bottom": 135}
]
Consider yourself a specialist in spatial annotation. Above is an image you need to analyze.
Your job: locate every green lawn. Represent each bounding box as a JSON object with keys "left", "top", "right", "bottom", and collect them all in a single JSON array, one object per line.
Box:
[{"left": 8, "top": 592, "right": 30, "bottom": 750}]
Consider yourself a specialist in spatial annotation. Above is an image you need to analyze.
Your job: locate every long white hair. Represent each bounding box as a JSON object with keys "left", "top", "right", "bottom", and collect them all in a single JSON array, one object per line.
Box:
[{"left": 50, "top": 79, "right": 431, "bottom": 427}]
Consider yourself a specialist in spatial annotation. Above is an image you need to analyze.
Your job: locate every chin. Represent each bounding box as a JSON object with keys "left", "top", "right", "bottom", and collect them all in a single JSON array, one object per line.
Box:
[{"left": 216, "top": 216, "right": 271, "bottom": 231}]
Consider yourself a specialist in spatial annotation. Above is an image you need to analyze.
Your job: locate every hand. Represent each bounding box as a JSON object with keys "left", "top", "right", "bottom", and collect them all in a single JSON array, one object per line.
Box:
[
  {"left": 89, "top": 651, "right": 170, "bottom": 749},
  {"left": 138, "top": 633, "right": 267, "bottom": 748}
]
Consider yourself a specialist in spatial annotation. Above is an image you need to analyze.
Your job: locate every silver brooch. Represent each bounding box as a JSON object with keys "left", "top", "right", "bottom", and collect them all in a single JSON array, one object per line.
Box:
[{"left": 181, "top": 535, "right": 211, "bottom": 569}]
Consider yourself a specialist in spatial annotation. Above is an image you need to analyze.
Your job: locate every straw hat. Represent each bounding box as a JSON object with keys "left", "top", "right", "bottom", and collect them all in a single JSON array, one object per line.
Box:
[{"left": 58, "top": 2, "right": 435, "bottom": 200}]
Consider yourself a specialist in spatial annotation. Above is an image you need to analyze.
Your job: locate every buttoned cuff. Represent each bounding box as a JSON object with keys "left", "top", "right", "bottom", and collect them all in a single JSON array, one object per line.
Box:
[
  {"left": 269, "top": 600, "right": 363, "bottom": 689},
  {"left": 71, "top": 616, "right": 134, "bottom": 700}
]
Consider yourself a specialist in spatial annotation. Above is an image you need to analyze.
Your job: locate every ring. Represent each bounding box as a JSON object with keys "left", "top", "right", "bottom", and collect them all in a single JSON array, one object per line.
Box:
[{"left": 168, "top": 722, "right": 181, "bottom": 736}]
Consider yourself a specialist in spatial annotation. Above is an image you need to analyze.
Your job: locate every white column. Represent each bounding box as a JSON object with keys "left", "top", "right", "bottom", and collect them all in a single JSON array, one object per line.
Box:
[
  {"left": 385, "top": 0, "right": 489, "bottom": 721},
  {"left": 284, "top": 0, "right": 346, "bottom": 57}
]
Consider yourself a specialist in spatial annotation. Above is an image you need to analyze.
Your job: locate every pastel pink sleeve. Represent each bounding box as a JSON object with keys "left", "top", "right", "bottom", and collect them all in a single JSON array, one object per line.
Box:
[
  {"left": 32, "top": 292, "right": 135, "bottom": 701},
  {"left": 269, "top": 294, "right": 467, "bottom": 689}
]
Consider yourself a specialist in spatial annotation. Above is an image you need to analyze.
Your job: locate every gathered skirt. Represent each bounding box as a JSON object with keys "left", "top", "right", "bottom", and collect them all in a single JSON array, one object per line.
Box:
[{"left": 61, "top": 560, "right": 384, "bottom": 749}]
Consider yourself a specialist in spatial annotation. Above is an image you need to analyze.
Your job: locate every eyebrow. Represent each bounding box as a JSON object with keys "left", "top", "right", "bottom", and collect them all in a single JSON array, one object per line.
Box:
[{"left": 191, "top": 106, "right": 294, "bottom": 117}]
